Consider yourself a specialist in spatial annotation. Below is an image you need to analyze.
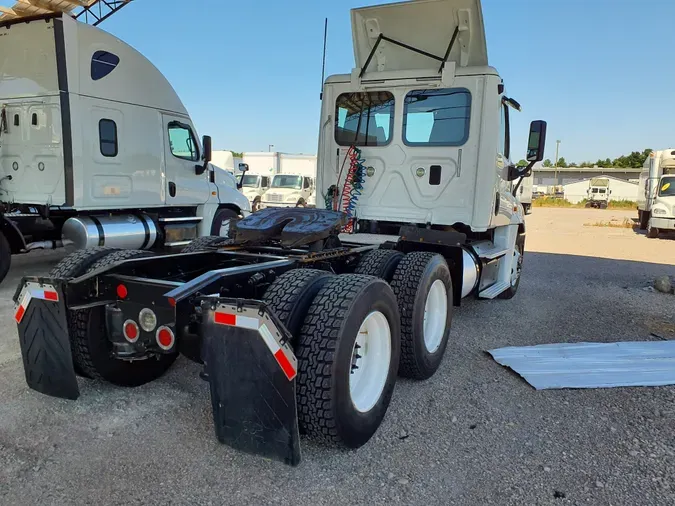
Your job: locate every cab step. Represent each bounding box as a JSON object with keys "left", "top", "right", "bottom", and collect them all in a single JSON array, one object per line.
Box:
[{"left": 478, "top": 281, "right": 511, "bottom": 299}]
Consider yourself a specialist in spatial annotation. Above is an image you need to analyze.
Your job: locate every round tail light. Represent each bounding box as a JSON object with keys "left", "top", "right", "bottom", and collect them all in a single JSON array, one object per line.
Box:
[
  {"left": 156, "top": 326, "right": 175, "bottom": 351},
  {"left": 123, "top": 320, "right": 139, "bottom": 343}
]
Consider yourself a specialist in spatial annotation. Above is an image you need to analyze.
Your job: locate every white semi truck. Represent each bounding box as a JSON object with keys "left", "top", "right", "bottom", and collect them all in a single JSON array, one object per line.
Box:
[
  {"left": 637, "top": 149, "right": 675, "bottom": 238},
  {"left": 242, "top": 152, "right": 317, "bottom": 209},
  {"left": 0, "top": 13, "right": 250, "bottom": 284},
  {"left": 13, "top": 0, "right": 546, "bottom": 466}
]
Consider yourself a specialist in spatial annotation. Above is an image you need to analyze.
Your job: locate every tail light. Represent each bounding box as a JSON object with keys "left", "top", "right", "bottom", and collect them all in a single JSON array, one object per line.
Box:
[
  {"left": 156, "top": 326, "right": 175, "bottom": 351},
  {"left": 123, "top": 320, "right": 139, "bottom": 343}
]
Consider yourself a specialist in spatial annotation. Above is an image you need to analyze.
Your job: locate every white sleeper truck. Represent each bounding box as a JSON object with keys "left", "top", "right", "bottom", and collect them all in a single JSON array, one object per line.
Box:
[
  {"left": 0, "top": 13, "right": 250, "bottom": 284},
  {"left": 585, "top": 177, "right": 610, "bottom": 209},
  {"left": 637, "top": 149, "right": 675, "bottom": 238},
  {"left": 13, "top": 0, "right": 546, "bottom": 467}
]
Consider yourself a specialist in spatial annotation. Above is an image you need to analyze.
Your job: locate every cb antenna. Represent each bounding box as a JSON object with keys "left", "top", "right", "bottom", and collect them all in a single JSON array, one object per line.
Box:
[{"left": 320, "top": 17, "right": 328, "bottom": 100}]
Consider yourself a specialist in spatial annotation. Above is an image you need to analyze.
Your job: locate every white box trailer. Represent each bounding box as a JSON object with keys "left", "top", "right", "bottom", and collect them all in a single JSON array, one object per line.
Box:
[
  {"left": 0, "top": 13, "right": 250, "bottom": 283},
  {"left": 637, "top": 149, "right": 675, "bottom": 238},
  {"left": 13, "top": 0, "right": 547, "bottom": 467}
]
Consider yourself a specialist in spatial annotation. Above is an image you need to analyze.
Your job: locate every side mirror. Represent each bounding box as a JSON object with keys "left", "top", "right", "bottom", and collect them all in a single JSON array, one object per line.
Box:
[
  {"left": 202, "top": 135, "right": 212, "bottom": 163},
  {"left": 236, "top": 163, "right": 248, "bottom": 189},
  {"left": 196, "top": 135, "right": 212, "bottom": 176},
  {"left": 526, "top": 120, "right": 547, "bottom": 162}
]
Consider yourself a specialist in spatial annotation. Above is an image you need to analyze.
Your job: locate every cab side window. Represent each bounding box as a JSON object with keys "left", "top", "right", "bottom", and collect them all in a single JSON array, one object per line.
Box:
[
  {"left": 261, "top": 176, "right": 269, "bottom": 187},
  {"left": 168, "top": 122, "right": 199, "bottom": 161},
  {"left": 303, "top": 177, "right": 311, "bottom": 189},
  {"left": 500, "top": 103, "right": 510, "bottom": 159}
]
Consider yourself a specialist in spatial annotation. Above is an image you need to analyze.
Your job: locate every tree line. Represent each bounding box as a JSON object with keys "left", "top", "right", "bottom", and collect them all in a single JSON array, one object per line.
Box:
[{"left": 518, "top": 149, "right": 652, "bottom": 169}]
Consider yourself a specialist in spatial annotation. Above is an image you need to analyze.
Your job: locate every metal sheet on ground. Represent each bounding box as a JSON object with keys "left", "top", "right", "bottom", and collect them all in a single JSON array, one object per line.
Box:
[{"left": 488, "top": 341, "right": 675, "bottom": 390}]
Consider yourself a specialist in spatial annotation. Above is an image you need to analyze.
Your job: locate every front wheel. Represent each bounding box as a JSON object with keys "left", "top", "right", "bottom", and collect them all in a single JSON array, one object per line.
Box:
[
  {"left": 252, "top": 198, "right": 261, "bottom": 213},
  {"left": 498, "top": 233, "right": 525, "bottom": 299},
  {"left": 647, "top": 224, "right": 660, "bottom": 239},
  {"left": 210, "top": 208, "right": 239, "bottom": 238}
]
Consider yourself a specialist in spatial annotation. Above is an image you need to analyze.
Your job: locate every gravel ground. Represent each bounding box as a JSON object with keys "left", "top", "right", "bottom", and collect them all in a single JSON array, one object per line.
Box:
[{"left": 1, "top": 207, "right": 674, "bottom": 506}]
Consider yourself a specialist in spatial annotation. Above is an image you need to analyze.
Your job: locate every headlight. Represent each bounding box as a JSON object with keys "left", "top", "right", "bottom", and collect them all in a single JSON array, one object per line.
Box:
[{"left": 653, "top": 208, "right": 667, "bottom": 215}]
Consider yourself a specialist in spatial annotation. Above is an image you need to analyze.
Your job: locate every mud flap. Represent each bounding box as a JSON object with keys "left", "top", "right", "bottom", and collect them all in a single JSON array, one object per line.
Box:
[
  {"left": 14, "top": 279, "right": 79, "bottom": 400},
  {"left": 201, "top": 299, "right": 301, "bottom": 466}
]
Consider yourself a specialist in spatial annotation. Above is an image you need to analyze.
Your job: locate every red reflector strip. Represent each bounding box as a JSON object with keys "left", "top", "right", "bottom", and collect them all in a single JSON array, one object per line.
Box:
[
  {"left": 273, "top": 349, "right": 297, "bottom": 381},
  {"left": 214, "top": 312, "right": 259, "bottom": 330},
  {"left": 15, "top": 305, "right": 26, "bottom": 324},
  {"left": 214, "top": 312, "right": 236, "bottom": 326},
  {"left": 259, "top": 323, "right": 296, "bottom": 381},
  {"left": 42, "top": 290, "right": 59, "bottom": 301}
]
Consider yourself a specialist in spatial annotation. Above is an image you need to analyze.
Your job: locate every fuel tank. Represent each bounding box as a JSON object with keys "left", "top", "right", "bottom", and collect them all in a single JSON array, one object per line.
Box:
[{"left": 62, "top": 215, "right": 157, "bottom": 250}]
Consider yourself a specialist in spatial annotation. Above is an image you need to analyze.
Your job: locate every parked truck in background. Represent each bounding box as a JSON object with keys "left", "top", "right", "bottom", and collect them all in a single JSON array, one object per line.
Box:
[
  {"left": 13, "top": 0, "right": 546, "bottom": 466},
  {"left": 585, "top": 177, "right": 610, "bottom": 209},
  {"left": 256, "top": 153, "right": 317, "bottom": 208},
  {"left": 637, "top": 149, "right": 675, "bottom": 238},
  {"left": 518, "top": 173, "right": 533, "bottom": 214},
  {"left": 0, "top": 13, "right": 249, "bottom": 284}
]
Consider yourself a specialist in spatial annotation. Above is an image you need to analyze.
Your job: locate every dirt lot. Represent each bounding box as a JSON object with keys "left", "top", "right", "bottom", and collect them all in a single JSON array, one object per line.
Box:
[{"left": 1, "top": 207, "right": 674, "bottom": 505}]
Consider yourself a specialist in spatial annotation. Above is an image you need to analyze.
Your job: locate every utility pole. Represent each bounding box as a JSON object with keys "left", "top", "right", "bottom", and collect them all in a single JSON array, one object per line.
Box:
[
  {"left": 554, "top": 140, "right": 561, "bottom": 190},
  {"left": 268, "top": 144, "right": 274, "bottom": 152}
]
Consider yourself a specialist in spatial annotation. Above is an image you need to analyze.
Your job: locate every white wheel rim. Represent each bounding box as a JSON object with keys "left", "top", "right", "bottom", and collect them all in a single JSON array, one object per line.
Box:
[
  {"left": 349, "top": 311, "right": 391, "bottom": 413},
  {"left": 423, "top": 280, "right": 448, "bottom": 353}
]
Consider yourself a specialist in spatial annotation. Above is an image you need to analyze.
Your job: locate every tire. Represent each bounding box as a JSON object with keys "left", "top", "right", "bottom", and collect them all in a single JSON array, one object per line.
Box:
[
  {"left": 263, "top": 269, "right": 333, "bottom": 340},
  {"left": 296, "top": 198, "right": 306, "bottom": 208},
  {"left": 50, "top": 248, "right": 122, "bottom": 377},
  {"left": 498, "top": 233, "right": 525, "bottom": 300},
  {"left": 647, "top": 224, "right": 659, "bottom": 239},
  {"left": 296, "top": 274, "right": 400, "bottom": 448},
  {"left": 252, "top": 198, "right": 261, "bottom": 213},
  {"left": 638, "top": 210, "right": 649, "bottom": 230},
  {"left": 210, "top": 208, "right": 239, "bottom": 237},
  {"left": 0, "top": 231, "right": 12, "bottom": 285},
  {"left": 390, "top": 252, "right": 453, "bottom": 380},
  {"left": 354, "top": 249, "right": 404, "bottom": 282},
  {"left": 71, "top": 249, "right": 178, "bottom": 386},
  {"left": 182, "top": 235, "right": 233, "bottom": 253}
]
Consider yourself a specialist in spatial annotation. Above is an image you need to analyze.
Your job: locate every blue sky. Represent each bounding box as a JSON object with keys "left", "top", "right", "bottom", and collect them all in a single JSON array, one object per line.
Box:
[{"left": 3, "top": 0, "right": 675, "bottom": 162}]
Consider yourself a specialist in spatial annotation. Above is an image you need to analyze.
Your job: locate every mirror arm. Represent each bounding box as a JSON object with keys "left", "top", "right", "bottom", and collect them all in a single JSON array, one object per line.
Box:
[{"left": 511, "top": 161, "right": 535, "bottom": 197}]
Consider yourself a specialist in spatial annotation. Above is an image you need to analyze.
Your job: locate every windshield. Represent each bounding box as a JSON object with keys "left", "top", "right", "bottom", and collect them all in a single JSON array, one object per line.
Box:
[
  {"left": 271, "top": 175, "right": 302, "bottom": 189},
  {"left": 658, "top": 176, "right": 675, "bottom": 197},
  {"left": 241, "top": 175, "right": 260, "bottom": 188}
]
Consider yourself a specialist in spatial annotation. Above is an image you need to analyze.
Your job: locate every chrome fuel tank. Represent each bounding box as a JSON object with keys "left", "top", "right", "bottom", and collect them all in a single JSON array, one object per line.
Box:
[{"left": 62, "top": 215, "right": 157, "bottom": 250}]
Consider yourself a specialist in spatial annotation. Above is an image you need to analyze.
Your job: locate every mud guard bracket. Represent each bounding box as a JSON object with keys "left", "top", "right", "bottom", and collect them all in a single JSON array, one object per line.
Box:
[
  {"left": 201, "top": 299, "right": 301, "bottom": 466},
  {"left": 15, "top": 278, "right": 79, "bottom": 400}
]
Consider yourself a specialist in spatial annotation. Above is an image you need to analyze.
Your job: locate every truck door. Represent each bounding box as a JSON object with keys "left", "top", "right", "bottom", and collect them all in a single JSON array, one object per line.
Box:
[{"left": 161, "top": 115, "right": 210, "bottom": 205}]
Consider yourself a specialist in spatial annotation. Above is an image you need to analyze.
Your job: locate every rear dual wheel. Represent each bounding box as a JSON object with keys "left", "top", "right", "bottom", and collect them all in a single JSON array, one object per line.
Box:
[
  {"left": 50, "top": 248, "right": 177, "bottom": 386},
  {"left": 264, "top": 271, "right": 401, "bottom": 448}
]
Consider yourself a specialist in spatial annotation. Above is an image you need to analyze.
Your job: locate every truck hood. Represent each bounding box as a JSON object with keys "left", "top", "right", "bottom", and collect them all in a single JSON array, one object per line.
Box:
[{"left": 351, "top": 0, "right": 487, "bottom": 72}]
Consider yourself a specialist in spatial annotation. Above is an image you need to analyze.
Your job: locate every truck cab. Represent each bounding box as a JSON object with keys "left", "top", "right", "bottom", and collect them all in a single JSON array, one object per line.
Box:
[
  {"left": 240, "top": 174, "right": 271, "bottom": 211},
  {"left": 637, "top": 150, "right": 675, "bottom": 237},
  {"left": 0, "top": 13, "right": 249, "bottom": 283},
  {"left": 262, "top": 174, "right": 315, "bottom": 208}
]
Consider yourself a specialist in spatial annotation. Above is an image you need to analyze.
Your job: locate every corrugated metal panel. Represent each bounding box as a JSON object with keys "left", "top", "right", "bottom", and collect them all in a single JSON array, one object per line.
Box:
[{"left": 488, "top": 341, "right": 675, "bottom": 390}]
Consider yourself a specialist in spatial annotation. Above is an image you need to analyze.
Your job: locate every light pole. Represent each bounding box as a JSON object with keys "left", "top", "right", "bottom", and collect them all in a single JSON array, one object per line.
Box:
[
  {"left": 268, "top": 144, "right": 274, "bottom": 152},
  {"left": 554, "top": 140, "right": 561, "bottom": 190}
]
